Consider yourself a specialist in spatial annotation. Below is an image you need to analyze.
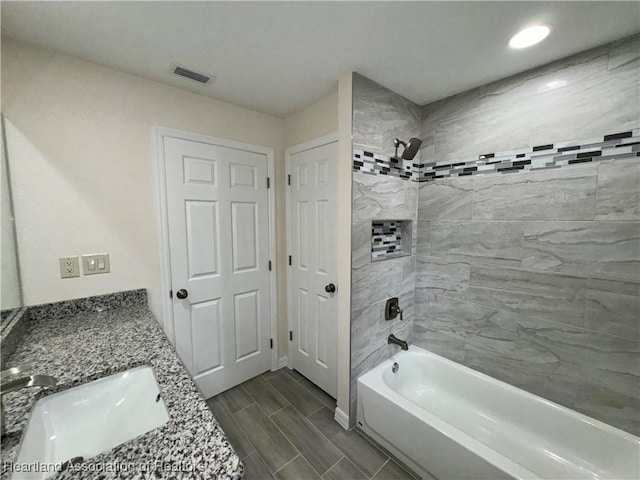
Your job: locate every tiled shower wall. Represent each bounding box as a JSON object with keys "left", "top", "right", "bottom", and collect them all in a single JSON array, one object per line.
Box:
[
  {"left": 349, "top": 73, "right": 419, "bottom": 426},
  {"left": 414, "top": 34, "right": 640, "bottom": 435}
]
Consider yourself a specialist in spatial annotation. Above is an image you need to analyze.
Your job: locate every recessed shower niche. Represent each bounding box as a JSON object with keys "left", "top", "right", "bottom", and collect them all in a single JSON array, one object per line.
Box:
[{"left": 371, "top": 220, "right": 412, "bottom": 262}]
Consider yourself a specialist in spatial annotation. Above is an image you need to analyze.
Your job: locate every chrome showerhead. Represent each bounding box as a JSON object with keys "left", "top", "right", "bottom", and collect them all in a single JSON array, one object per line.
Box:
[{"left": 393, "top": 137, "right": 422, "bottom": 160}]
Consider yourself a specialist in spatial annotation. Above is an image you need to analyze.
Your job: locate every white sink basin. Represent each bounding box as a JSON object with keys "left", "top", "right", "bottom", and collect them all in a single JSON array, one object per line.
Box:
[{"left": 14, "top": 366, "right": 170, "bottom": 479}]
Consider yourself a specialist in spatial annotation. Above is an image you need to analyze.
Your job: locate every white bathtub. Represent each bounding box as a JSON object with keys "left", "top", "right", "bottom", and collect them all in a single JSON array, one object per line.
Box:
[{"left": 357, "top": 346, "right": 639, "bottom": 480}]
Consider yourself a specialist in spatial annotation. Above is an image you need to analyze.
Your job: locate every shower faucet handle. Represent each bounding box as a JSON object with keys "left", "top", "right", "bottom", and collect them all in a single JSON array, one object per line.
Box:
[{"left": 385, "top": 297, "right": 403, "bottom": 321}]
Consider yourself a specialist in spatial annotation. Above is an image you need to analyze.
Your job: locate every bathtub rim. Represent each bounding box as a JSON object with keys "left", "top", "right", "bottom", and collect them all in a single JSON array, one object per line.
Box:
[
  {"left": 363, "top": 345, "right": 639, "bottom": 443},
  {"left": 357, "top": 360, "right": 537, "bottom": 480},
  {"left": 357, "top": 345, "right": 640, "bottom": 480}
]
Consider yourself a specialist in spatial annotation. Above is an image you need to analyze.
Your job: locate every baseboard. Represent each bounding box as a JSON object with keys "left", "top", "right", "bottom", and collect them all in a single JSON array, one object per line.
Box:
[
  {"left": 334, "top": 407, "right": 350, "bottom": 430},
  {"left": 277, "top": 355, "right": 288, "bottom": 369}
]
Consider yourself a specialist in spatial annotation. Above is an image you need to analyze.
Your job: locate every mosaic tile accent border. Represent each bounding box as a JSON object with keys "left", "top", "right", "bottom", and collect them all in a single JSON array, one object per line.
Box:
[
  {"left": 353, "top": 150, "right": 420, "bottom": 181},
  {"left": 28, "top": 289, "right": 148, "bottom": 321},
  {"left": 353, "top": 129, "right": 640, "bottom": 182}
]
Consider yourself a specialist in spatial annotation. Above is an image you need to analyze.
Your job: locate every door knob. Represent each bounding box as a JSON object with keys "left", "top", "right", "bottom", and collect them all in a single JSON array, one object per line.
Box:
[
  {"left": 324, "top": 283, "right": 336, "bottom": 293},
  {"left": 176, "top": 289, "right": 189, "bottom": 300}
]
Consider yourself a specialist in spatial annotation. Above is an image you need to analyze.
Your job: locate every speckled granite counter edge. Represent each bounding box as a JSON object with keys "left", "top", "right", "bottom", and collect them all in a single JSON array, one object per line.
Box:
[
  {"left": 27, "top": 289, "right": 147, "bottom": 321},
  {"left": 0, "top": 291, "right": 243, "bottom": 480}
]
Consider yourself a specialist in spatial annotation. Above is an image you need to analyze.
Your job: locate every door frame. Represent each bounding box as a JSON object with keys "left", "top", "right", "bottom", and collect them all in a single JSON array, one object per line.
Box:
[
  {"left": 152, "top": 126, "right": 279, "bottom": 371},
  {"left": 285, "top": 132, "right": 339, "bottom": 372}
]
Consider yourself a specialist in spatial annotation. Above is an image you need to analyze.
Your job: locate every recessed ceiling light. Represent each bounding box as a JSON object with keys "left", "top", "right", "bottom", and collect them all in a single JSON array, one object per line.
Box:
[{"left": 509, "top": 25, "right": 550, "bottom": 49}]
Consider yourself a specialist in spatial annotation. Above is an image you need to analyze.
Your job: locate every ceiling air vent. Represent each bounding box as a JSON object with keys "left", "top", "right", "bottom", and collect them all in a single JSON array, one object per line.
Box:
[{"left": 171, "top": 63, "right": 213, "bottom": 85}]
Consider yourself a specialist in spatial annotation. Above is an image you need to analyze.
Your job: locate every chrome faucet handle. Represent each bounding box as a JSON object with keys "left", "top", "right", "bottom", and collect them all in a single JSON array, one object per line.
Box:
[{"left": 1, "top": 366, "right": 32, "bottom": 382}]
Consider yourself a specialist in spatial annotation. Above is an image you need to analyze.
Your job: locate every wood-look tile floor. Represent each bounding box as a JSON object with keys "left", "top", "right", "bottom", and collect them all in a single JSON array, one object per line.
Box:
[{"left": 206, "top": 368, "right": 419, "bottom": 480}]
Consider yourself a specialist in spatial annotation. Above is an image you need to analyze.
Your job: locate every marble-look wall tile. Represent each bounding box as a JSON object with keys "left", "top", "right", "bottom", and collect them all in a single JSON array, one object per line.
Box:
[
  {"left": 522, "top": 221, "right": 640, "bottom": 281},
  {"left": 414, "top": 282, "right": 429, "bottom": 319},
  {"left": 608, "top": 33, "right": 640, "bottom": 73},
  {"left": 423, "top": 295, "right": 518, "bottom": 347},
  {"left": 418, "top": 135, "right": 435, "bottom": 165},
  {"left": 349, "top": 316, "right": 413, "bottom": 422},
  {"left": 418, "top": 177, "right": 474, "bottom": 220},
  {"left": 351, "top": 73, "right": 420, "bottom": 427},
  {"left": 414, "top": 33, "right": 640, "bottom": 436},
  {"left": 433, "top": 102, "right": 532, "bottom": 164},
  {"left": 424, "top": 35, "right": 639, "bottom": 164},
  {"left": 421, "top": 89, "right": 480, "bottom": 137},
  {"left": 351, "top": 290, "right": 414, "bottom": 370},
  {"left": 595, "top": 160, "right": 640, "bottom": 220},
  {"left": 516, "top": 316, "right": 639, "bottom": 378},
  {"left": 573, "top": 366, "right": 640, "bottom": 435},
  {"left": 351, "top": 255, "right": 414, "bottom": 312},
  {"left": 449, "top": 98, "right": 535, "bottom": 161},
  {"left": 413, "top": 321, "right": 465, "bottom": 363},
  {"left": 352, "top": 172, "right": 417, "bottom": 222},
  {"left": 353, "top": 73, "right": 421, "bottom": 159},
  {"left": 416, "top": 220, "right": 431, "bottom": 256},
  {"left": 353, "top": 100, "right": 384, "bottom": 153},
  {"left": 475, "top": 44, "right": 609, "bottom": 111},
  {"left": 462, "top": 341, "right": 548, "bottom": 397},
  {"left": 585, "top": 277, "right": 640, "bottom": 339},
  {"left": 411, "top": 216, "right": 418, "bottom": 255},
  {"left": 457, "top": 265, "right": 587, "bottom": 328},
  {"left": 517, "top": 316, "right": 640, "bottom": 435},
  {"left": 423, "top": 295, "right": 540, "bottom": 370},
  {"left": 415, "top": 294, "right": 639, "bottom": 434},
  {"left": 529, "top": 69, "right": 640, "bottom": 146},
  {"left": 473, "top": 167, "right": 598, "bottom": 221},
  {"left": 430, "top": 221, "right": 524, "bottom": 266},
  {"left": 352, "top": 221, "right": 372, "bottom": 269},
  {"left": 415, "top": 256, "right": 470, "bottom": 295}
]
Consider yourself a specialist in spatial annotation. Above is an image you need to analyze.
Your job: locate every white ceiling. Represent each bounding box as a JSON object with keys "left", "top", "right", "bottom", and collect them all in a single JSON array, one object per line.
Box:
[{"left": 2, "top": 1, "right": 639, "bottom": 118}]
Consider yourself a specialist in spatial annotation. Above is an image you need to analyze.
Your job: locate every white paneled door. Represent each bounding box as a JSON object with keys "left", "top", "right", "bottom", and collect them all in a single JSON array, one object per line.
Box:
[
  {"left": 163, "top": 136, "right": 272, "bottom": 398},
  {"left": 288, "top": 139, "right": 338, "bottom": 398}
]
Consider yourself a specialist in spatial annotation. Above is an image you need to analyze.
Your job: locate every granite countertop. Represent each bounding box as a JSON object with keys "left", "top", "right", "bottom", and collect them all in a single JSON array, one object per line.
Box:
[{"left": 0, "top": 290, "right": 243, "bottom": 479}]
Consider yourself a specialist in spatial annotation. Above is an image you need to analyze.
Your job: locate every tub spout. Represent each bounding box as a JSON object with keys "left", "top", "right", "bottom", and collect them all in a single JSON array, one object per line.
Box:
[{"left": 387, "top": 334, "right": 408, "bottom": 351}]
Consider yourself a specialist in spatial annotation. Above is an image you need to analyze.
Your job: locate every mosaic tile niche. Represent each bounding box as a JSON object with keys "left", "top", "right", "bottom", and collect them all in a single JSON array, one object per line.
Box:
[{"left": 371, "top": 220, "right": 412, "bottom": 261}]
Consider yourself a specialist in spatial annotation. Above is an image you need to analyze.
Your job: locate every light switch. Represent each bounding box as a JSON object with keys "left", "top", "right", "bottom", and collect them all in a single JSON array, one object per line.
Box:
[{"left": 82, "top": 253, "right": 110, "bottom": 275}]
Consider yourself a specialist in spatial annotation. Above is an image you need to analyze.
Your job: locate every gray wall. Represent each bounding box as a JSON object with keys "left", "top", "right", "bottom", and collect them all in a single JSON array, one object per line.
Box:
[
  {"left": 350, "top": 73, "right": 420, "bottom": 425},
  {"left": 415, "top": 34, "right": 640, "bottom": 435}
]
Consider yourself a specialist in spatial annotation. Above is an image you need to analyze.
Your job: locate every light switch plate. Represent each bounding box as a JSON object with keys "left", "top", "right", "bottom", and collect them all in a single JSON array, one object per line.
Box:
[
  {"left": 82, "top": 253, "right": 110, "bottom": 275},
  {"left": 59, "top": 257, "right": 80, "bottom": 278}
]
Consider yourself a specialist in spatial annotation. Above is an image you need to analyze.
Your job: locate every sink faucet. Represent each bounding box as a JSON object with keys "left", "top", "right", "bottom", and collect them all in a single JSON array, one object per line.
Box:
[
  {"left": 1, "top": 366, "right": 57, "bottom": 437},
  {"left": 387, "top": 334, "right": 409, "bottom": 351}
]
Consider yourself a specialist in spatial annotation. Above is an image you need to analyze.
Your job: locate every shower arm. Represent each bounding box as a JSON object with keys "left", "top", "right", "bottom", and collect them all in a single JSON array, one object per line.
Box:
[{"left": 393, "top": 138, "right": 407, "bottom": 158}]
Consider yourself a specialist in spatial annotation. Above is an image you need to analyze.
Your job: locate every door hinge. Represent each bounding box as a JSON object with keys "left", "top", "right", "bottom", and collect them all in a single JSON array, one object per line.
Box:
[
  {"left": 169, "top": 290, "right": 173, "bottom": 299},
  {"left": 288, "top": 255, "right": 292, "bottom": 266},
  {"left": 287, "top": 174, "right": 291, "bottom": 186},
  {"left": 270, "top": 338, "right": 273, "bottom": 349},
  {"left": 267, "top": 177, "right": 270, "bottom": 189},
  {"left": 268, "top": 260, "right": 272, "bottom": 271},
  {"left": 289, "top": 331, "right": 293, "bottom": 341}
]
